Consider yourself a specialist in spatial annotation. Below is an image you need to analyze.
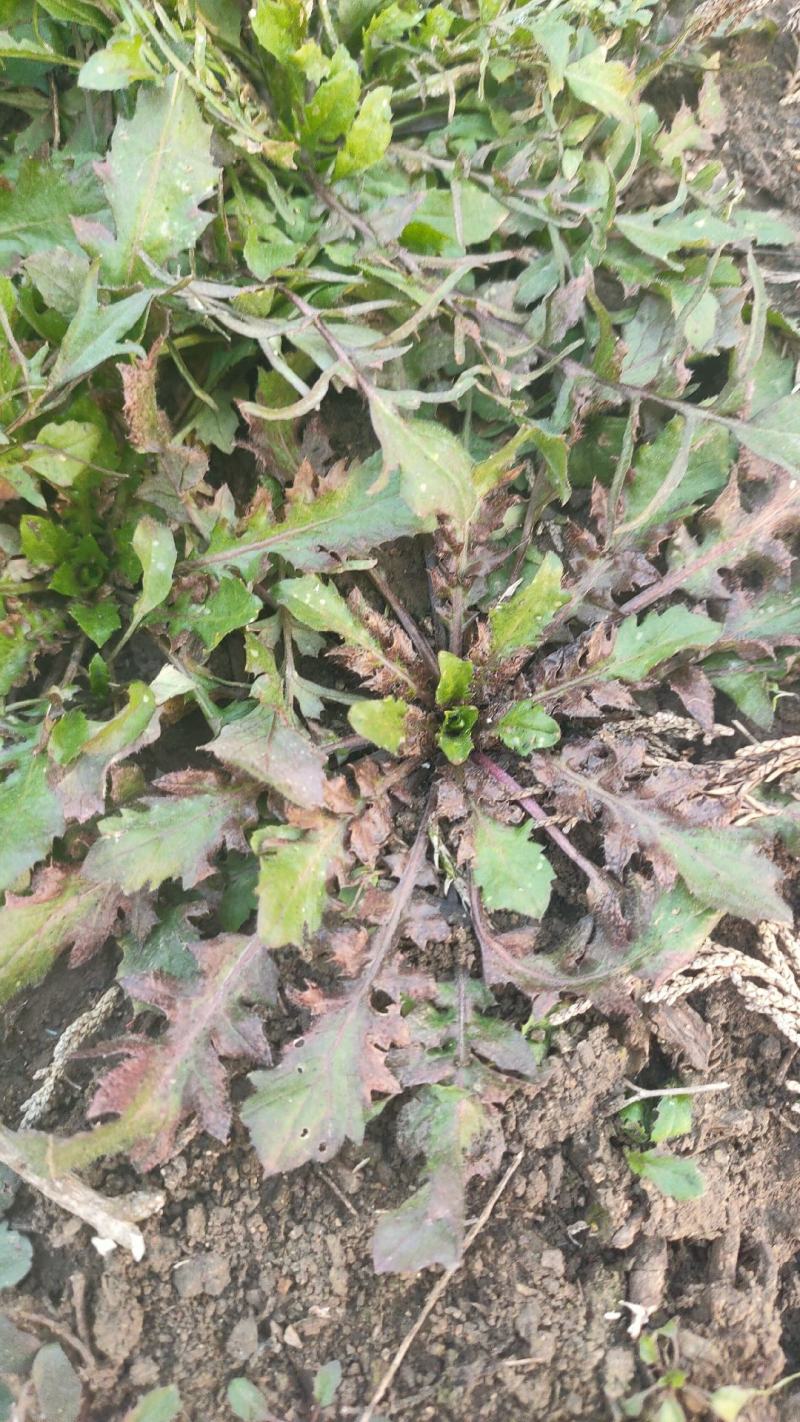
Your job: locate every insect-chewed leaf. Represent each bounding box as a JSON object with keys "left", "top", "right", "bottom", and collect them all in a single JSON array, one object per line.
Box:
[
  {"left": 495, "top": 700, "right": 560, "bottom": 754},
  {"left": 242, "top": 997, "right": 405, "bottom": 1173},
  {"left": 202, "top": 457, "right": 426, "bottom": 577},
  {"left": 664, "top": 466, "right": 800, "bottom": 600},
  {"left": 0, "top": 867, "right": 123, "bottom": 1005},
  {"left": 347, "top": 696, "right": 409, "bottom": 753},
  {"left": 488, "top": 552, "right": 568, "bottom": 658},
  {"left": 253, "top": 817, "right": 344, "bottom": 948},
  {"left": 472, "top": 813, "right": 554, "bottom": 919},
  {"left": 207, "top": 704, "right": 327, "bottom": 809},
  {"left": 0, "top": 752, "right": 65, "bottom": 894},
  {"left": 52, "top": 935, "right": 278, "bottom": 1172},
  {"left": 368, "top": 394, "right": 476, "bottom": 534},
  {"left": 602, "top": 607, "right": 721, "bottom": 682},
  {"left": 53, "top": 682, "right": 159, "bottom": 823},
  {"left": 91, "top": 74, "right": 219, "bottom": 283},
  {"left": 274, "top": 574, "right": 381, "bottom": 654},
  {"left": 536, "top": 755, "right": 791, "bottom": 925},
  {"left": 372, "top": 1084, "right": 501, "bottom": 1273},
  {"left": 83, "top": 787, "right": 251, "bottom": 893},
  {"left": 435, "top": 650, "right": 473, "bottom": 707}
]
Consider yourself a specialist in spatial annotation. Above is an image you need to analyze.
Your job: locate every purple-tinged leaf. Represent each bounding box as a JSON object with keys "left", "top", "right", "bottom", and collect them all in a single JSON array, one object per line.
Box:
[
  {"left": 373, "top": 1085, "right": 502, "bottom": 1273},
  {"left": 243, "top": 996, "right": 406, "bottom": 1173},
  {"left": 51, "top": 935, "right": 277, "bottom": 1171},
  {"left": 207, "top": 704, "right": 327, "bottom": 809}
]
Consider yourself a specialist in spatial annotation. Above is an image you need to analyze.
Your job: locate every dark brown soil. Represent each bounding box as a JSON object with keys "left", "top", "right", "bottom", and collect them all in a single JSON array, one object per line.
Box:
[
  {"left": 5, "top": 956, "right": 800, "bottom": 1422},
  {"left": 5, "top": 11, "right": 800, "bottom": 1422}
]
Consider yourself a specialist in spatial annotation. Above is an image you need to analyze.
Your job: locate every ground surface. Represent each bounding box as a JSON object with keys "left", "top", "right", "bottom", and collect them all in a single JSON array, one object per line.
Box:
[{"left": 5, "top": 11, "right": 800, "bottom": 1422}]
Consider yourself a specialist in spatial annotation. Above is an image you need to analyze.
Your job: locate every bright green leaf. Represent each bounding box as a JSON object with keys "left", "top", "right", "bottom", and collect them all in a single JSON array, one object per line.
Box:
[
  {"left": 54, "top": 682, "right": 157, "bottom": 822},
  {"left": 532, "top": 15, "right": 571, "bottom": 95},
  {"left": 301, "top": 47, "right": 361, "bottom": 145},
  {"left": 83, "top": 789, "right": 248, "bottom": 893},
  {"left": 495, "top": 700, "right": 560, "bottom": 754},
  {"left": 436, "top": 650, "right": 474, "bottom": 707},
  {"left": 48, "top": 267, "right": 152, "bottom": 392},
  {"left": 0, "top": 754, "right": 64, "bottom": 895},
  {"left": 733, "top": 394, "right": 800, "bottom": 478},
  {"left": 437, "top": 705, "right": 478, "bottom": 765},
  {"left": 369, "top": 396, "right": 476, "bottom": 533},
  {"left": 401, "top": 183, "right": 507, "bottom": 254},
  {"left": 654, "top": 1398, "right": 687, "bottom": 1422},
  {"left": 226, "top": 1378, "right": 269, "bottom": 1422},
  {"left": 650, "top": 1093, "right": 693, "bottom": 1145},
  {"left": 0, "top": 158, "right": 102, "bottom": 264},
  {"left": 93, "top": 75, "right": 218, "bottom": 283},
  {"left": 348, "top": 696, "right": 409, "bottom": 753},
  {"left": 130, "top": 517, "right": 177, "bottom": 631},
  {"left": 625, "top": 1149, "right": 705, "bottom": 1200},
  {"left": 334, "top": 86, "right": 392, "bottom": 178},
  {"left": 605, "top": 608, "right": 721, "bottom": 682},
  {"left": 707, "top": 1387, "right": 759, "bottom": 1421},
  {"left": 26, "top": 421, "right": 100, "bottom": 487},
  {"left": 274, "top": 574, "right": 381, "bottom": 655},
  {"left": 172, "top": 577, "right": 261, "bottom": 651},
  {"left": 124, "top": 1387, "right": 182, "bottom": 1422},
  {"left": 565, "top": 48, "right": 635, "bottom": 123},
  {"left": 49, "top": 710, "right": 90, "bottom": 766},
  {"left": 69, "top": 602, "right": 121, "bottom": 649},
  {"left": 473, "top": 813, "right": 554, "bottom": 918},
  {"left": 488, "top": 552, "right": 567, "bottom": 658},
  {"left": 253, "top": 818, "right": 344, "bottom": 948},
  {"left": 252, "top": 0, "right": 306, "bottom": 62},
  {"left": 208, "top": 455, "right": 425, "bottom": 577},
  {"left": 78, "top": 33, "right": 157, "bottom": 91}
]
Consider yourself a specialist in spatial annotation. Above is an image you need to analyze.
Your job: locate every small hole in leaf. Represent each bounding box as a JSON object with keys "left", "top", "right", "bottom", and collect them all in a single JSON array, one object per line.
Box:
[
  {"left": 318, "top": 1143, "right": 327, "bottom": 1154},
  {"left": 300, "top": 1127, "right": 309, "bottom": 1138}
]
